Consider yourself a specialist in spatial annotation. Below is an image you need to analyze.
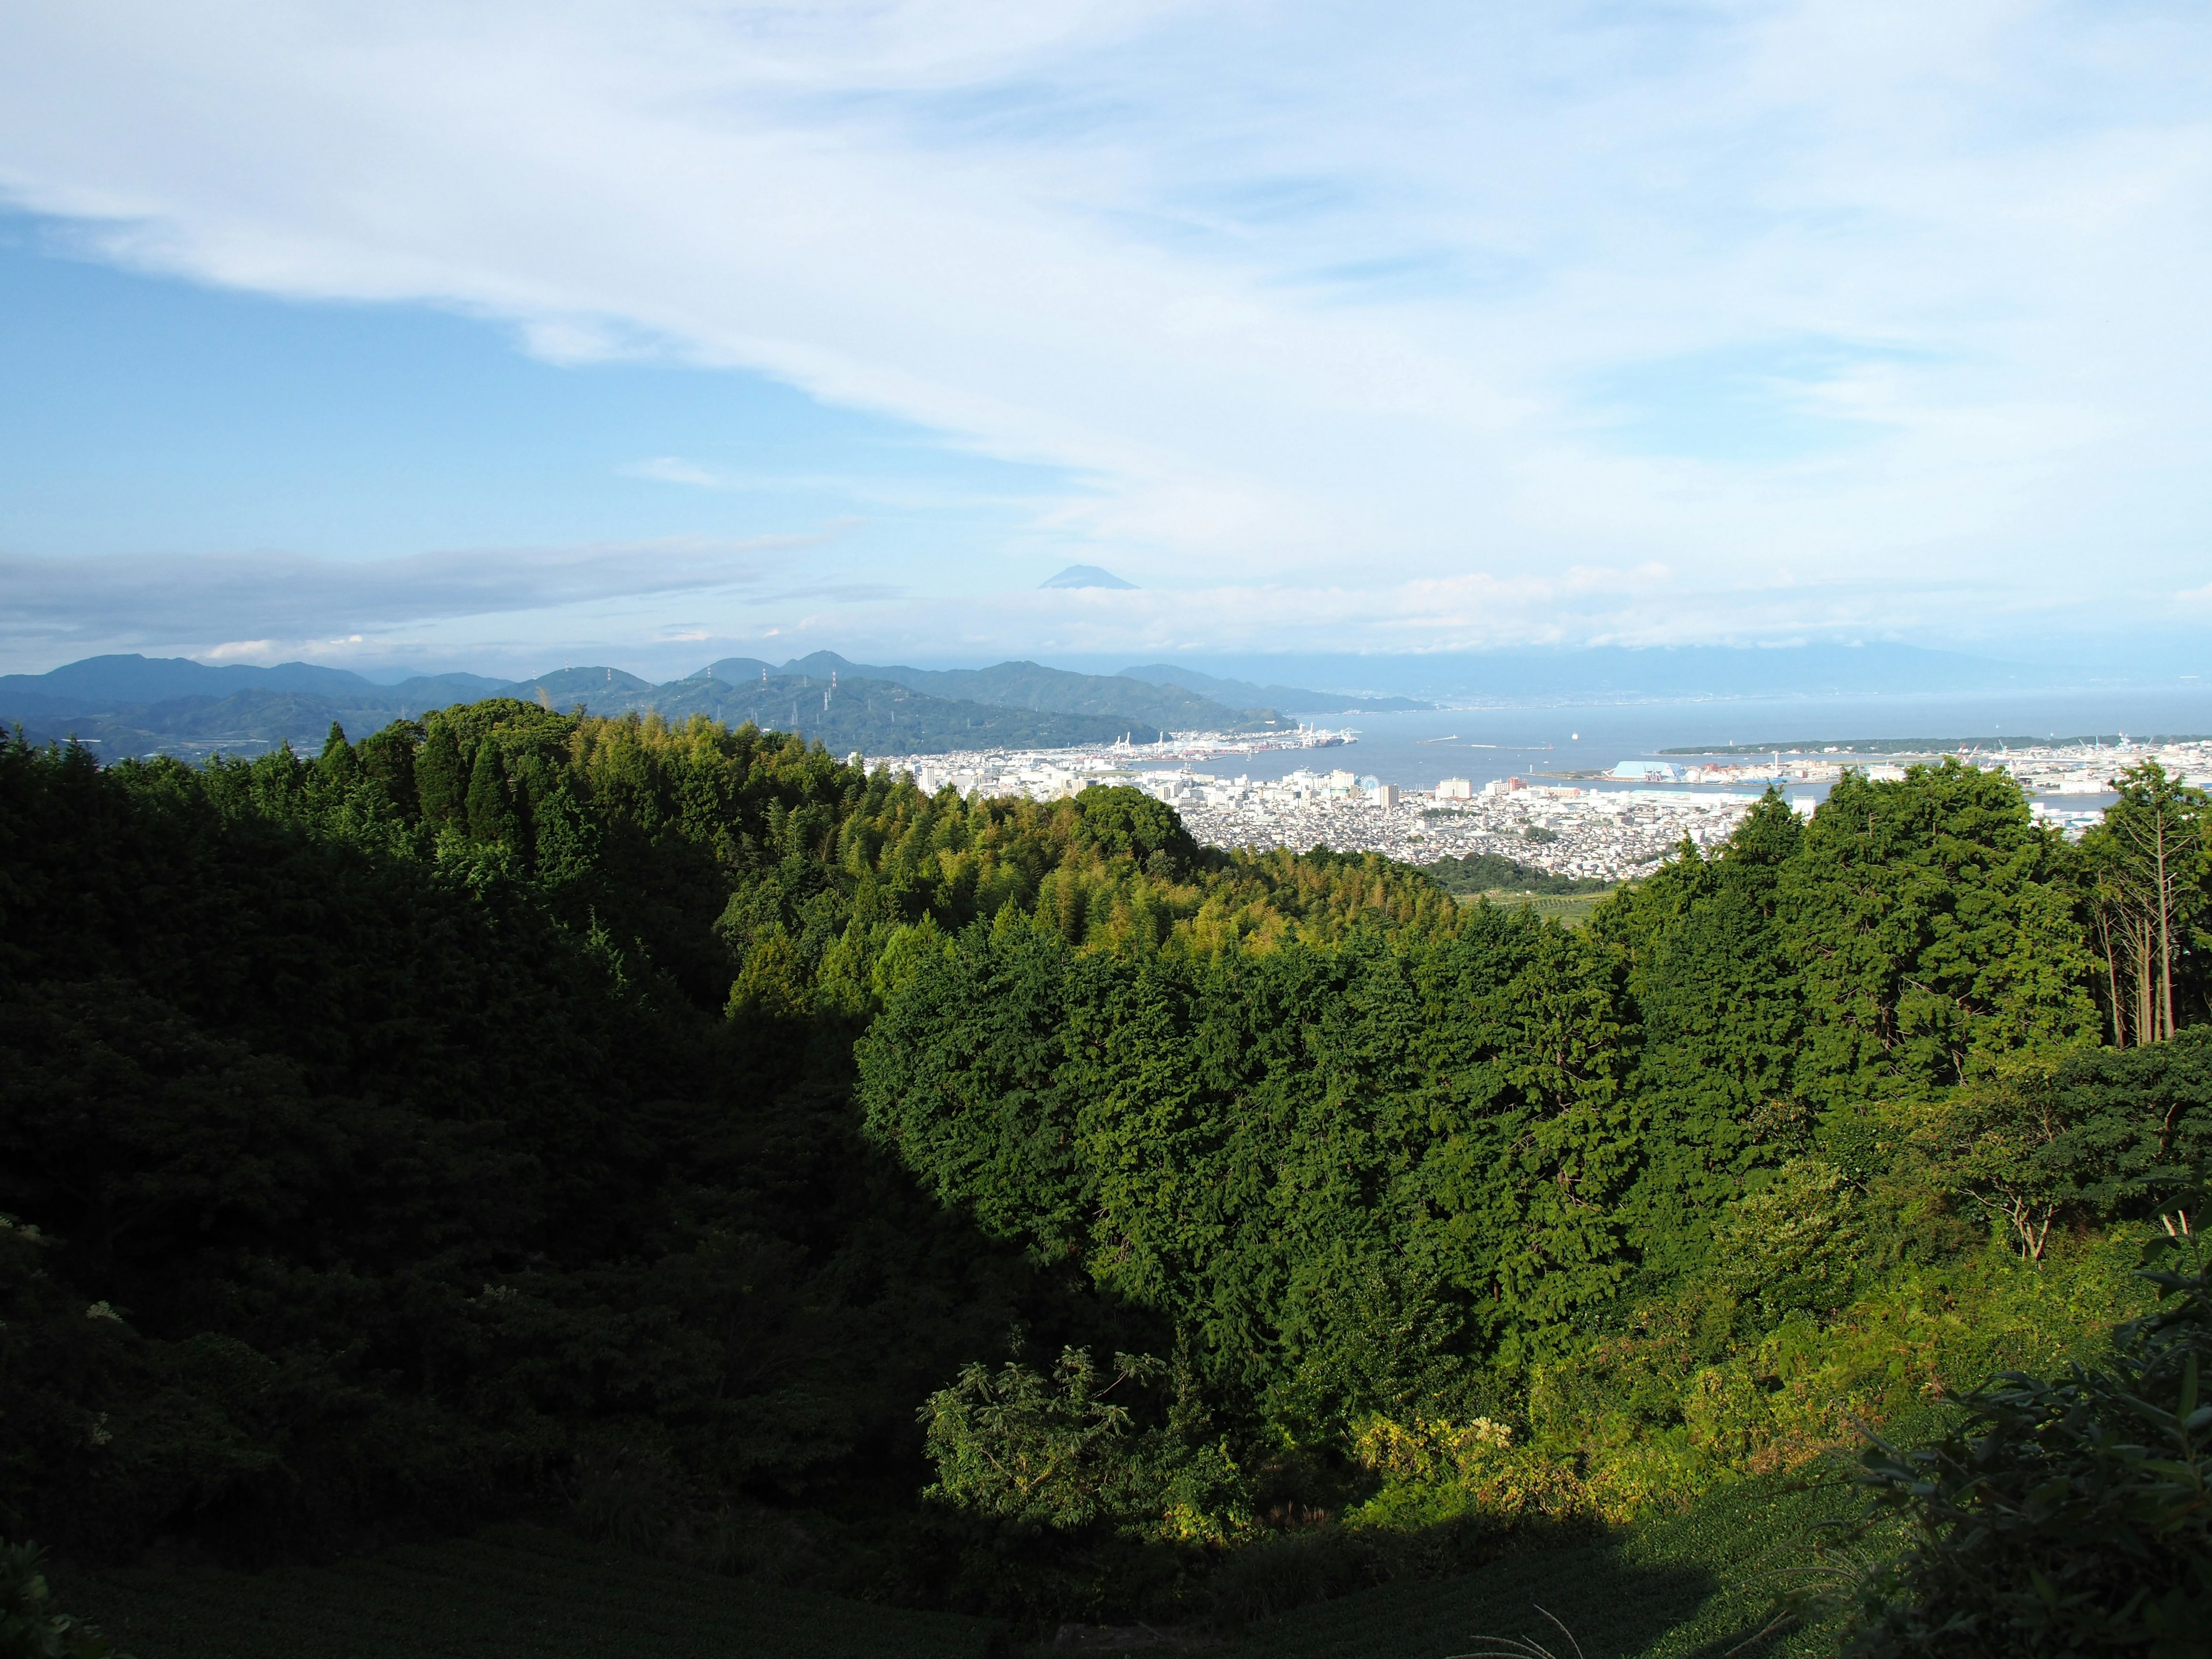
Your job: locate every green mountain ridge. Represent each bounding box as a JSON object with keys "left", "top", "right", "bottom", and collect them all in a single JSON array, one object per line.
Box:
[
  {"left": 3, "top": 652, "right": 1281, "bottom": 758},
  {"left": 720, "top": 652, "right": 1290, "bottom": 732},
  {"left": 546, "top": 672, "right": 1166, "bottom": 751},
  {"left": 1116, "top": 661, "right": 1433, "bottom": 714}
]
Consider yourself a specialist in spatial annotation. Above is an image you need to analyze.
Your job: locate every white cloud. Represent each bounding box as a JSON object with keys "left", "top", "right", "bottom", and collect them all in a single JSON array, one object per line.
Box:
[
  {"left": 624, "top": 457, "right": 730, "bottom": 490},
  {"left": 1, "top": 0, "right": 2208, "bottom": 650},
  {"left": 0, "top": 537, "right": 805, "bottom": 664}
]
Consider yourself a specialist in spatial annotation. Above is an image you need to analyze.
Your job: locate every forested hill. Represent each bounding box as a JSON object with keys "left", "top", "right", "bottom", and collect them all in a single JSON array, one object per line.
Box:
[
  {"left": 749, "top": 653, "right": 1290, "bottom": 732},
  {"left": 3, "top": 701, "right": 2207, "bottom": 1644},
  {"left": 2, "top": 668, "right": 1174, "bottom": 759},
  {"left": 0, "top": 701, "right": 1449, "bottom": 1581},
  {"left": 1, "top": 650, "right": 1290, "bottom": 760},
  {"left": 532, "top": 672, "right": 1172, "bottom": 752}
]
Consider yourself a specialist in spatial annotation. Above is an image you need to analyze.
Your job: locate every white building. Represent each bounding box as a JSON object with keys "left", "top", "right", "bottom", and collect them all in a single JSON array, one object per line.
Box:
[{"left": 1435, "top": 777, "right": 1474, "bottom": 800}]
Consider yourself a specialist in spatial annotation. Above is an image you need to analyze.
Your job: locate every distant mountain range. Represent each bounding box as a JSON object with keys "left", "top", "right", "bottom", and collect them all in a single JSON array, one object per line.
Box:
[
  {"left": 0, "top": 652, "right": 1304, "bottom": 760},
  {"left": 3, "top": 639, "right": 2088, "bottom": 763},
  {"left": 1114, "top": 662, "right": 1430, "bottom": 714},
  {"left": 702, "top": 653, "right": 1304, "bottom": 732}
]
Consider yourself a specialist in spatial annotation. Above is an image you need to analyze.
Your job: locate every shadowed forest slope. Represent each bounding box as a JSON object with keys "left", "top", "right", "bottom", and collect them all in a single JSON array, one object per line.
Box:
[{"left": 4, "top": 704, "right": 2209, "bottom": 1650}]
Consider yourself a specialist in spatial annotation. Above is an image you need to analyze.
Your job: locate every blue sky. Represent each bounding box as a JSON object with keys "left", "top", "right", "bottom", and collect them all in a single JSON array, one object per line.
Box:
[{"left": 1, "top": 1, "right": 2209, "bottom": 678}]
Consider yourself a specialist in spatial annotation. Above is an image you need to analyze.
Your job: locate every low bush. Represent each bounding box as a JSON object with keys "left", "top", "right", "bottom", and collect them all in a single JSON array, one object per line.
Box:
[
  {"left": 1843, "top": 1187, "right": 2212, "bottom": 1655},
  {"left": 0, "top": 1539, "right": 128, "bottom": 1659}
]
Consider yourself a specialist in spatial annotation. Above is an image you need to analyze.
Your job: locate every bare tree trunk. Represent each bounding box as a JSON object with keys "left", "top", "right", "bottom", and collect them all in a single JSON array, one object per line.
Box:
[
  {"left": 2158, "top": 819, "right": 2177, "bottom": 1041},
  {"left": 2138, "top": 915, "right": 2157, "bottom": 1047},
  {"left": 2097, "top": 906, "right": 2125, "bottom": 1047}
]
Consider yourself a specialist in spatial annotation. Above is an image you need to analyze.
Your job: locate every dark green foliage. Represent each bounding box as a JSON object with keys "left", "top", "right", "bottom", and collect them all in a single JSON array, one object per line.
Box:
[
  {"left": 2042, "top": 1032, "right": 2212, "bottom": 1205},
  {"left": 415, "top": 717, "right": 464, "bottom": 825},
  {"left": 3, "top": 719, "right": 2196, "bottom": 1644},
  {"left": 1207, "top": 1475, "right": 1858, "bottom": 1657},
  {"left": 1782, "top": 760, "right": 2099, "bottom": 1107},
  {"left": 57, "top": 1525, "right": 993, "bottom": 1659},
  {"left": 0, "top": 720, "right": 1067, "bottom": 1566},
  {"left": 1596, "top": 795, "right": 1809, "bottom": 1274},
  {"left": 1420, "top": 852, "right": 1607, "bottom": 896},
  {"left": 0, "top": 709, "right": 1458, "bottom": 1577},
  {"left": 1846, "top": 1202, "right": 2212, "bottom": 1655},
  {"left": 1073, "top": 785, "right": 1198, "bottom": 875},
  {"left": 1, "top": 1539, "right": 126, "bottom": 1659},
  {"left": 915, "top": 1347, "right": 1242, "bottom": 1539},
  {"left": 1902, "top": 1033, "right": 2212, "bottom": 1260},
  {"left": 860, "top": 906, "right": 1643, "bottom": 1419}
]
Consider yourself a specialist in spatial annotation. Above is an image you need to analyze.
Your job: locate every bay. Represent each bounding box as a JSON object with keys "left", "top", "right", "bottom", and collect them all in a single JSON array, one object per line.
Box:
[{"left": 1207, "top": 687, "right": 2212, "bottom": 796}]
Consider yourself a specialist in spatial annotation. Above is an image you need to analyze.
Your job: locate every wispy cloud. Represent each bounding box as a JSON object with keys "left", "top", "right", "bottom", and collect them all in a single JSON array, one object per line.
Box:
[
  {"left": 0, "top": 537, "right": 808, "bottom": 661},
  {"left": 623, "top": 457, "right": 730, "bottom": 490},
  {"left": 1, "top": 1, "right": 2207, "bottom": 656}
]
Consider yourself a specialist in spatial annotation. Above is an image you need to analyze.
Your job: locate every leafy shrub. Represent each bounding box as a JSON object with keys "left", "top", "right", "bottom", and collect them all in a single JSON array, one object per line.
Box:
[
  {"left": 917, "top": 1347, "right": 1249, "bottom": 1546},
  {"left": 566, "top": 1444, "right": 683, "bottom": 1555},
  {"left": 0, "top": 1539, "right": 127, "bottom": 1659},
  {"left": 919, "top": 1349, "right": 1153, "bottom": 1532},
  {"left": 1346, "top": 1416, "right": 1585, "bottom": 1531},
  {"left": 1709, "top": 1156, "right": 1866, "bottom": 1323},
  {"left": 1900, "top": 1036, "right": 2212, "bottom": 1260},
  {"left": 1844, "top": 1194, "right": 2212, "bottom": 1654}
]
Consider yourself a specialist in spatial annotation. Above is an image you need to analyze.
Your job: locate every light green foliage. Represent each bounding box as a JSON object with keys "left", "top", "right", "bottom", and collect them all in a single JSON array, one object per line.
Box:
[
  {"left": 1845, "top": 1193, "right": 2212, "bottom": 1655},
  {"left": 1707, "top": 1156, "right": 1864, "bottom": 1321}
]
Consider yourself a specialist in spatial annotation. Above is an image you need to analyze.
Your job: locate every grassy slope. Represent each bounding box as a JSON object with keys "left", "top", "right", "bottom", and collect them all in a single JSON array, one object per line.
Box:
[
  {"left": 1459, "top": 890, "right": 1621, "bottom": 929},
  {"left": 1244, "top": 1475, "right": 1860, "bottom": 1659},
  {"left": 56, "top": 1476, "right": 1860, "bottom": 1659},
  {"left": 59, "top": 1526, "right": 995, "bottom": 1659}
]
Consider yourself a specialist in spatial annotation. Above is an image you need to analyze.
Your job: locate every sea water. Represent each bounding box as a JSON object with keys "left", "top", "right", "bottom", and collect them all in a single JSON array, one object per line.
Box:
[{"left": 1215, "top": 687, "right": 2212, "bottom": 797}]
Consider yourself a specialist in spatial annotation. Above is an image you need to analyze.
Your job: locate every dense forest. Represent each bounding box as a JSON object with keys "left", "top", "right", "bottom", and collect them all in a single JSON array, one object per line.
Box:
[
  {"left": 1418, "top": 849, "right": 1611, "bottom": 896},
  {"left": 2, "top": 700, "right": 2207, "bottom": 1652},
  {"left": 2, "top": 673, "right": 1172, "bottom": 760}
]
